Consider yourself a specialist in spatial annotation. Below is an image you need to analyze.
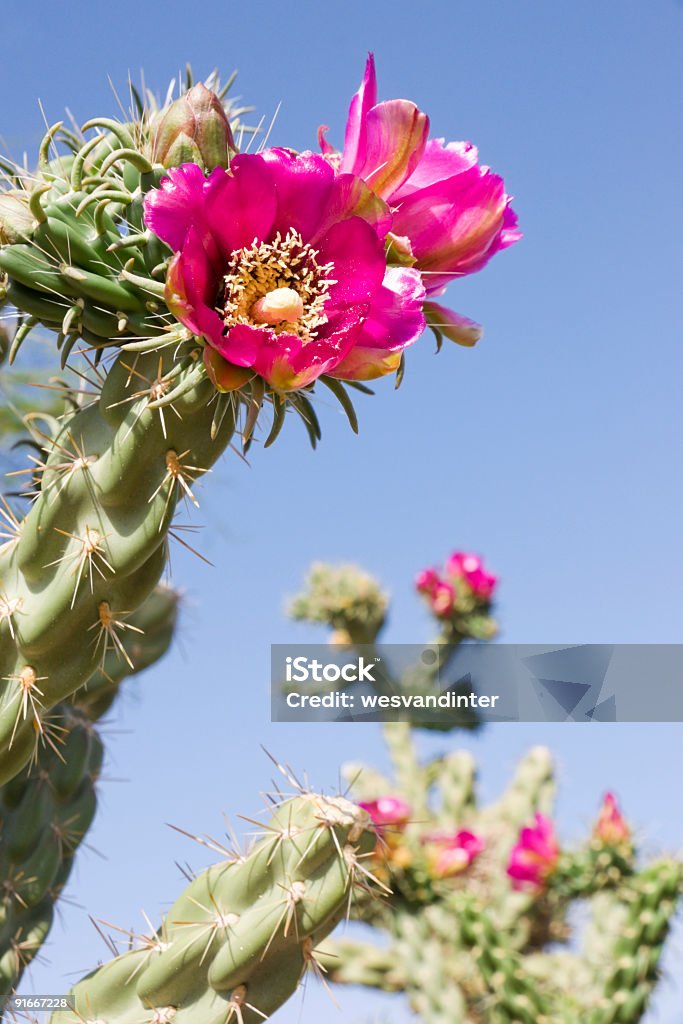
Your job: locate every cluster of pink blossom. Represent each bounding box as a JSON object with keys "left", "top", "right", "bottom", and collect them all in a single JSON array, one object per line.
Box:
[
  {"left": 416, "top": 551, "right": 498, "bottom": 619},
  {"left": 144, "top": 55, "right": 519, "bottom": 393},
  {"left": 359, "top": 790, "right": 630, "bottom": 889}
]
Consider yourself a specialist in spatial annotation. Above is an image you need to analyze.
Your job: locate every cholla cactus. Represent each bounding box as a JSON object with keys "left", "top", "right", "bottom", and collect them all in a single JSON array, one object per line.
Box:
[
  {"left": 289, "top": 562, "right": 389, "bottom": 645},
  {"left": 321, "top": 726, "right": 683, "bottom": 1022},
  {"left": 288, "top": 556, "right": 498, "bottom": 731},
  {"left": 0, "top": 56, "right": 516, "bottom": 784},
  {"left": 0, "top": 585, "right": 178, "bottom": 1004},
  {"left": 48, "top": 787, "right": 375, "bottom": 1024}
]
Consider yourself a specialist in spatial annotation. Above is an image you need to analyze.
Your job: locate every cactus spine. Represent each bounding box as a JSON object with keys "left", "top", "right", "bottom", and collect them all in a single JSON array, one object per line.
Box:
[
  {"left": 0, "top": 585, "right": 178, "bottom": 1004},
  {"left": 48, "top": 791, "right": 374, "bottom": 1024}
]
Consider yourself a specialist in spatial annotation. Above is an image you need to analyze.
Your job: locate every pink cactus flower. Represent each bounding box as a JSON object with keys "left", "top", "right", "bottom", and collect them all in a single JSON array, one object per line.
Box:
[
  {"left": 358, "top": 796, "right": 412, "bottom": 832},
  {"left": 415, "top": 568, "right": 440, "bottom": 596},
  {"left": 144, "top": 150, "right": 426, "bottom": 391},
  {"left": 423, "top": 829, "right": 485, "bottom": 878},
  {"left": 447, "top": 552, "right": 498, "bottom": 600},
  {"left": 415, "top": 568, "right": 455, "bottom": 618},
  {"left": 594, "top": 792, "right": 631, "bottom": 846},
  {"left": 507, "top": 814, "right": 560, "bottom": 890},
  {"left": 320, "top": 54, "right": 521, "bottom": 345}
]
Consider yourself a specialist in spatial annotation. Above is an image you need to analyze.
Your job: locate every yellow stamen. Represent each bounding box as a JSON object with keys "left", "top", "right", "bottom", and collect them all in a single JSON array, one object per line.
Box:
[{"left": 222, "top": 229, "right": 336, "bottom": 343}]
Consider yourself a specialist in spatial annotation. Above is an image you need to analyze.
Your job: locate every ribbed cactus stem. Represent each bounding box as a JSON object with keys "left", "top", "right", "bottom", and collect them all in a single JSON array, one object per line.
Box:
[
  {"left": 49, "top": 793, "right": 374, "bottom": 1024},
  {"left": 0, "top": 585, "right": 178, "bottom": 1004},
  {"left": 0, "top": 349, "right": 234, "bottom": 784}
]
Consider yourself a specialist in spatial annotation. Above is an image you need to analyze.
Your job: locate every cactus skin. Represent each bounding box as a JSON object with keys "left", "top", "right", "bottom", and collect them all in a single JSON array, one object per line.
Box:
[
  {"left": 0, "top": 347, "right": 233, "bottom": 785},
  {"left": 321, "top": 725, "right": 683, "bottom": 1022},
  {"left": 47, "top": 792, "right": 374, "bottom": 1024},
  {"left": 0, "top": 585, "right": 178, "bottom": 1006}
]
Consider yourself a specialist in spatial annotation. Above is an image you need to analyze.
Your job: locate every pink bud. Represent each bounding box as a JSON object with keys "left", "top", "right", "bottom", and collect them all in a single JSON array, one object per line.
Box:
[
  {"left": 506, "top": 814, "right": 560, "bottom": 890},
  {"left": 447, "top": 551, "right": 498, "bottom": 600},
  {"left": 358, "top": 796, "right": 411, "bottom": 831},
  {"left": 594, "top": 792, "right": 631, "bottom": 846},
  {"left": 423, "top": 830, "right": 485, "bottom": 878}
]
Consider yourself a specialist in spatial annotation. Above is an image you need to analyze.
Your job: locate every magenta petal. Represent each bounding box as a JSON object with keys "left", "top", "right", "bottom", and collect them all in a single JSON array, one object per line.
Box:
[
  {"left": 357, "top": 266, "right": 425, "bottom": 351},
  {"left": 144, "top": 163, "right": 212, "bottom": 251},
  {"left": 423, "top": 301, "right": 483, "bottom": 347},
  {"left": 204, "top": 155, "right": 277, "bottom": 254},
  {"left": 341, "top": 53, "right": 378, "bottom": 174},
  {"left": 393, "top": 165, "right": 509, "bottom": 277},
  {"left": 165, "top": 226, "right": 224, "bottom": 346},
  {"left": 318, "top": 217, "right": 387, "bottom": 304},
  {"left": 258, "top": 149, "right": 336, "bottom": 239},
  {"left": 354, "top": 100, "right": 429, "bottom": 200},
  {"left": 330, "top": 267, "right": 425, "bottom": 381},
  {"left": 393, "top": 138, "right": 479, "bottom": 199},
  {"left": 312, "top": 172, "right": 392, "bottom": 241},
  {"left": 500, "top": 203, "right": 523, "bottom": 249},
  {"left": 318, "top": 125, "right": 335, "bottom": 156}
]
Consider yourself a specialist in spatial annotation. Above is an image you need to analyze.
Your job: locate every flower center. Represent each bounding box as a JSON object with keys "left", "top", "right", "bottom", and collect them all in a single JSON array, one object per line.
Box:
[{"left": 221, "top": 229, "right": 336, "bottom": 342}]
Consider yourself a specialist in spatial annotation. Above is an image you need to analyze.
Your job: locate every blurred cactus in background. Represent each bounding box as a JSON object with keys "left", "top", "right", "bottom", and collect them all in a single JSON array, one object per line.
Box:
[
  {"left": 292, "top": 557, "right": 683, "bottom": 1022},
  {"left": 321, "top": 718, "right": 682, "bottom": 1023}
]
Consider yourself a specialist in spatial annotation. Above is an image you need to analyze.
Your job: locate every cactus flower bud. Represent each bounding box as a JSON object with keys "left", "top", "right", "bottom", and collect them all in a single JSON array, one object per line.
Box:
[
  {"left": 507, "top": 813, "right": 560, "bottom": 890},
  {"left": 0, "top": 190, "right": 34, "bottom": 244},
  {"left": 358, "top": 796, "right": 411, "bottom": 832},
  {"left": 423, "top": 829, "right": 485, "bottom": 878},
  {"left": 151, "top": 83, "right": 235, "bottom": 170},
  {"left": 593, "top": 792, "right": 631, "bottom": 847}
]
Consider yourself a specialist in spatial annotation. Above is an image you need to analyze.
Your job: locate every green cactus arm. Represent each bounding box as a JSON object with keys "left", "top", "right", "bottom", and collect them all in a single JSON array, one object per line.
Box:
[
  {"left": 47, "top": 792, "right": 374, "bottom": 1024},
  {"left": 0, "top": 347, "right": 234, "bottom": 785},
  {"left": 315, "top": 938, "right": 406, "bottom": 992},
  {"left": 0, "top": 585, "right": 178, "bottom": 1004},
  {"left": 584, "top": 860, "right": 683, "bottom": 1024}
]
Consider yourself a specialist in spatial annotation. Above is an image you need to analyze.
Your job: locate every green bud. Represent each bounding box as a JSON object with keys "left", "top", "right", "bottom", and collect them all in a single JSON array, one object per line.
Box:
[
  {"left": 151, "top": 82, "right": 235, "bottom": 170},
  {"left": 0, "top": 191, "right": 34, "bottom": 244}
]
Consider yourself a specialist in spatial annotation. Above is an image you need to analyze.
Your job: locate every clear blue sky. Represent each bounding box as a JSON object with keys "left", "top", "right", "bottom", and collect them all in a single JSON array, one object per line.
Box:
[{"left": 3, "top": 0, "right": 683, "bottom": 1020}]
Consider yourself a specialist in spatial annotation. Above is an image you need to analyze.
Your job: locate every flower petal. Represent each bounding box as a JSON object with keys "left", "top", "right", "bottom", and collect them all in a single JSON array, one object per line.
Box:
[
  {"left": 340, "top": 53, "right": 378, "bottom": 174},
  {"left": 204, "top": 155, "right": 277, "bottom": 253},
  {"left": 203, "top": 347, "right": 254, "bottom": 392},
  {"left": 392, "top": 165, "right": 511, "bottom": 280},
  {"left": 312, "top": 173, "right": 393, "bottom": 241},
  {"left": 259, "top": 149, "right": 336, "bottom": 239},
  {"left": 318, "top": 217, "right": 387, "bottom": 304},
  {"left": 143, "top": 163, "right": 212, "bottom": 252},
  {"left": 393, "top": 138, "right": 479, "bottom": 199},
  {"left": 330, "top": 266, "right": 425, "bottom": 381},
  {"left": 423, "top": 301, "right": 483, "bottom": 347},
  {"left": 353, "top": 100, "right": 429, "bottom": 200},
  {"left": 164, "top": 227, "right": 225, "bottom": 346}
]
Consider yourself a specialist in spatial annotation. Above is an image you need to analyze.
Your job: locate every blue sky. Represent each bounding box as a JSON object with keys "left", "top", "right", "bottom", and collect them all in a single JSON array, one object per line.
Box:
[{"left": 3, "top": 0, "right": 683, "bottom": 1020}]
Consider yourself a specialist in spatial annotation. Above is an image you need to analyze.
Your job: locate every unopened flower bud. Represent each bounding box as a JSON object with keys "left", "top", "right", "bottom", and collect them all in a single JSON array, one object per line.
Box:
[{"left": 152, "top": 83, "right": 235, "bottom": 171}]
